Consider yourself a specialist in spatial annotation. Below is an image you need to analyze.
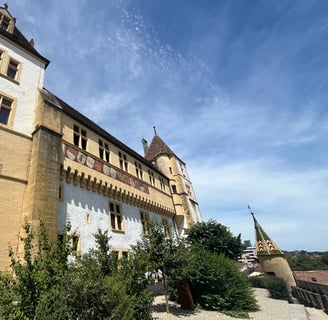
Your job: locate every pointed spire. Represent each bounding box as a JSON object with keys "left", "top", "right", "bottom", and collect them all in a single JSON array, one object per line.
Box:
[
  {"left": 145, "top": 131, "right": 175, "bottom": 161},
  {"left": 250, "top": 207, "right": 283, "bottom": 256}
]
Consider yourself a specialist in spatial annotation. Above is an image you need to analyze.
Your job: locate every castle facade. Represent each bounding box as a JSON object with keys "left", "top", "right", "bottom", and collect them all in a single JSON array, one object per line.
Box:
[{"left": 0, "top": 5, "right": 202, "bottom": 272}]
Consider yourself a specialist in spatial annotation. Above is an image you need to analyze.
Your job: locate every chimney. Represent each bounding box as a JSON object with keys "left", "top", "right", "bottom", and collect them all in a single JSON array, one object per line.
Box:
[{"left": 142, "top": 138, "right": 149, "bottom": 156}]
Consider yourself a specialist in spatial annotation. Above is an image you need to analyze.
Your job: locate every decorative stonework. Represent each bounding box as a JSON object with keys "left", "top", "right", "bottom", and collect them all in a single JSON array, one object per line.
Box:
[{"left": 65, "top": 144, "right": 149, "bottom": 194}]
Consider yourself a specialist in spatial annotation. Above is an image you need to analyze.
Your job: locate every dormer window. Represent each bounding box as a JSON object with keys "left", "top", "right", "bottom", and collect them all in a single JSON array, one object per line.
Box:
[
  {"left": 0, "top": 7, "right": 14, "bottom": 34},
  {"left": 0, "top": 15, "right": 9, "bottom": 31}
]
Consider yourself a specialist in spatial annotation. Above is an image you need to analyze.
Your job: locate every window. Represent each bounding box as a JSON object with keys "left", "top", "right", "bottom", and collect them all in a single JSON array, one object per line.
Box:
[
  {"left": 112, "top": 250, "right": 128, "bottom": 260},
  {"left": 6, "top": 59, "right": 19, "bottom": 80},
  {"left": 162, "top": 218, "right": 170, "bottom": 237},
  {"left": 119, "top": 151, "right": 128, "bottom": 172},
  {"left": 122, "top": 251, "right": 129, "bottom": 259},
  {"left": 135, "top": 161, "right": 143, "bottom": 180},
  {"left": 110, "top": 202, "right": 124, "bottom": 232},
  {"left": 58, "top": 183, "right": 64, "bottom": 201},
  {"left": 0, "top": 14, "right": 10, "bottom": 31},
  {"left": 140, "top": 211, "right": 149, "bottom": 234},
  {"left": 73, "top": 125, "right": 87, "bottom": 150},
  {"left": 0, "top": 50, "right": 22, "bottom": 83},
  {"left": 148, "top": 169, "right": 155, "bottom": 186},
  {"left": 171, "top": 185, "right": 177, "bottom": 193},
  {"left": 186, "top": 185, "right": 192, "bottom": 197},
  {"left": 99, "top": 139, "right": 110, "bottom": 162},
  {"left": 87, "top": 212, "right": 91, "bottom": 224},
  {"left": 0, "top": 94, "right": 13, "bottom": 125},
  {"left": 169, "top": 167, "right": 173, "bottom": 174},
  {"left": 71, "top": 234, "right": 81, "bottom": 255},
  {"left": 159, "top": 177, "right": 165, "bottom": 191}
]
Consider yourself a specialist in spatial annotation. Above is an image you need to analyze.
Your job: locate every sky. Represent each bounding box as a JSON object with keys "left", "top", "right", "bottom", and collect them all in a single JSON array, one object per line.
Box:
[{"left": 8, "top": 0, "right": 328, "bottom": 251}]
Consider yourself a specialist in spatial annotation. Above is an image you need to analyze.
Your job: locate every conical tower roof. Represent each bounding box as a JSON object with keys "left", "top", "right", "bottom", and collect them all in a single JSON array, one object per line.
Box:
[
  {"left": 251, "top": 210, "right": 284, "bottom": 256},
  {"left": 145, "top": 133, "right": 175, "bottom": 162}
]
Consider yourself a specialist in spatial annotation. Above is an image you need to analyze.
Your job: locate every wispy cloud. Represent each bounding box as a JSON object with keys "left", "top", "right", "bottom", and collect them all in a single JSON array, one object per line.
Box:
[{"left": 10, "top": 0, "right": 328, "bottom": 250}]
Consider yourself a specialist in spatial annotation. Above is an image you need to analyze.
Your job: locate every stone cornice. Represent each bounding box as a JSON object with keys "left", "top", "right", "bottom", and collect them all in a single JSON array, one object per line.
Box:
[{"left": 61, "top": 165, "right": 175, "bottom": 218}]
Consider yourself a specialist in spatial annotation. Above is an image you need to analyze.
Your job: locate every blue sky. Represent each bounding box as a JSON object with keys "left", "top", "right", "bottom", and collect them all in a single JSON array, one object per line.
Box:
[{"left": 9, "top": 0, "right": 328, "bottom": 251}]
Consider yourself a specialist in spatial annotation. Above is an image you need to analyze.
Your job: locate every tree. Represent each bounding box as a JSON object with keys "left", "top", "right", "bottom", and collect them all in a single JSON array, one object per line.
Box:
[
  {"left": 0, "top": 222, "right": 153, "bottom": 320},
  {"left": 130, "top": 219, "right": 184, "bottom": 313},
  {"left": 183, "top": 246, "right": 258, "bottom": 316},
  {"left": 185, "top": 219, "right": 243, "bottom": 260}
]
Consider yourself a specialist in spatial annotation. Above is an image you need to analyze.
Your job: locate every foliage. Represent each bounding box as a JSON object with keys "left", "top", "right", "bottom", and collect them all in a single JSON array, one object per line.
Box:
[
  {"left": 287, "top": 251, "right": 328, "bottom": 271},
  {"left": 264, "top": 276, "right": 290, "bottom": 301},
  {"left": 248, "top": 275, "right": 266, "bottom": 288},
  {"left": 0, "top": 222, "right": 153, "bottom": 320},
  {"left": 183, "top": 246, "right": 258, "bottom": 313},
  {"left": 249, "top": 275, "right": 290, "bottom": 301},
  {"left": 130, "top": 219, "right": 184, "bottom": 314},
  {"left": 185, "top": 219, "right": 243, "bottom": 260}
]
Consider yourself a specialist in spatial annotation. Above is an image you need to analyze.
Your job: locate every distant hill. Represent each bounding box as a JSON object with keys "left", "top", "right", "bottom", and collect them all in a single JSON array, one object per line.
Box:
[{"left": 285, "top": 251, "right": 328, "bottom": 271}]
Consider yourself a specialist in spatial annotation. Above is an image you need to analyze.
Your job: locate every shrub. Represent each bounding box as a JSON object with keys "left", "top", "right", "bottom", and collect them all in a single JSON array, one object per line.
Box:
[
  {"left": 249, "top": 274, "right": 290, "bottom": 301},
  {"left": 264, "top": 276, "right": 290, "bottom": 301},
  {"left": 248, "top": 275, "right": 266, "bottom": 288},
  {"left": 184, "top": 246, "right": 258, "bottom": 313}
]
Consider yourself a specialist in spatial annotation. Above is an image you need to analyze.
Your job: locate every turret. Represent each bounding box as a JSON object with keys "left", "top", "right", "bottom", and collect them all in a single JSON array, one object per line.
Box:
[
  {"left": 143, "top": 130, "right": 202, "bottom": 234},
  {"left": 250, "top": 208, "right": 296, "bottom": 292}
]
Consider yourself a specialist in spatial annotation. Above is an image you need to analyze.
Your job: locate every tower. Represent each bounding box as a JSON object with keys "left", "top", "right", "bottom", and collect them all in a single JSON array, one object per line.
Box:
[
  {"left": 143, "top": 131, "right": 203, "bottom": 234},
  {"left": 251, "top": 210, "right": 296, "bottom": 292},
  {"left": 0, "top": 4, "right": 50, "bottom": 271}
]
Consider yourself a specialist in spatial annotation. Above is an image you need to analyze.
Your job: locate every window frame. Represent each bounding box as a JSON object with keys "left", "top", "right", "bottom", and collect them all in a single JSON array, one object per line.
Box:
[
  {"left": 71, "top": 233, "right": 81, "bottom": 255},
  {"left": 140, "top": 211, "right": 149, "bottom": 234},
  {"left": 73, "top": 124, "right": 88, "bottom": 150},
  {"left": 135, "top": 161, "right": 143, "bottom": 180},
  {"left": 99, "top": 139, "right": 110, "bottom": 162},
  {"left": 148, "top": 169, "right": 155, "bottom": 186},
  {"left": 0, "top": 92, "right": 15, "bottom": 126},
  {"left": 118, "top": 151, "right": 128, "bottom": 172},
  {"left": 0, "top": 50, "right": 21, "bottom": 84},
  {"left": 109, "top": 202, "right": 124, "bottom": 232}
]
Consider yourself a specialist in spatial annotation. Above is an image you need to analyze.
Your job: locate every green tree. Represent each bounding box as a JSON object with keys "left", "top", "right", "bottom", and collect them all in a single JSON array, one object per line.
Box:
[
  {"left": 5, "top": 221, "right": 72, "bottom": 320},
  {"left": 0, "top": 222, "right": 153, "bottom": 320},
  {"left": 130, "top": 219, "right": 184, "bottom": 313},
  {"left": 287, "top": 252, "right": 328, "bottom": 271},
  {"left": 184, "top": 246, "right": 258, "bottom": 316},
  {"left": 185, "top": 219, "right": 243, "bottom": 260}
]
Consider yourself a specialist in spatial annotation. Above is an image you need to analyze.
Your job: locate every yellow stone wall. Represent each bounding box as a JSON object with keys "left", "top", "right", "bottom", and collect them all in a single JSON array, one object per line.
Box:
[
  {"left": 22, "top": 99, "right": 63, "bottom": 240},
  {"left": 0, "top": 127, "right": 31, "bottom": 271},
  {"left": 259, "top": 255, "right": 296, "bottom": 292},
  {"left": 61, "top": 114, "right": 175, "bottom": 215}
]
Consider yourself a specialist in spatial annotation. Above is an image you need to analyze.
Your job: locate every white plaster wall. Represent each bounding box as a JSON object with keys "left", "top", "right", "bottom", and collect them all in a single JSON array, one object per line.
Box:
[
  {"left": 0, "top": 38, "right": 46, "bottom": 135},
  {"left": 58, "top": 182, "right": 174, "bottom": 254},
  {"left": 189, "top": 199, "right": 202, "bottom": 224}
]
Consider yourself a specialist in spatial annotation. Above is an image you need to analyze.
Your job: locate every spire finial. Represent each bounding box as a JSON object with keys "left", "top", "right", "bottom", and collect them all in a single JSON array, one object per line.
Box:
[
  {"left": 248, "top": 205, "right": 254, "bottom": 217},
  {"left": 153, "top": 126, "right": 157, "bottom": 135}
]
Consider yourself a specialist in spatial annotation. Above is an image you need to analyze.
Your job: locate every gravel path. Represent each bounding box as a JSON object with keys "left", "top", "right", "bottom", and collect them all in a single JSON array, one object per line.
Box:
[{"left": 152, "top": 288, "right": 328, "bottom": 320}]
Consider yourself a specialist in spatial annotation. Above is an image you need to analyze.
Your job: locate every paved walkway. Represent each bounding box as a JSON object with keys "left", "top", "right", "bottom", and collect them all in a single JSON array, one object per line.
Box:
[{"left": 152, "top": 288, "right": 328, "bottom": 320}]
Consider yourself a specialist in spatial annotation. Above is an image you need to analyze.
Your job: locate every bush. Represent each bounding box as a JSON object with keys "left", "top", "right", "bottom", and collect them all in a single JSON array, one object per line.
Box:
[
  {"left": 249, "top": 274, "right": 290, "bottom": 301},
  {"left": 248, "top": 275, "right": 266, "bottom": 288},
  {"left": 265, "top": 276, "right": 289, "bottom": 301},
  {"left": 184, "top": 246, "right": 258, "bottom": 314},
  {"left": 0, "top": 222, "right": 153, "bottom": 320}
]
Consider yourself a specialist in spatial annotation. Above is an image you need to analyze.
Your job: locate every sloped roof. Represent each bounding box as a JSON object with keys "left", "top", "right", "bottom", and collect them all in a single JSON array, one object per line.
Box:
[
  {"left": 39, "top": 88, "right": 166, "bottom": 177},
  {"left": 294, "top": 270, "right": 328, "bottom": 286},
  {"left": 145, "top": 134, "right": 175, "bottom": 162},
  {"left": 252, "top": 212, "right": 284, "bottom": 256},
  {"left": 0, "top": 6, "right": 50, "bottom": 67}
]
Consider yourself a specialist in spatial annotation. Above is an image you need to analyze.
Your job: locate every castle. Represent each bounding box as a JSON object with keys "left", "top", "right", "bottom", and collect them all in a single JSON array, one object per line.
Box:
[{"left": 0, "top": 5, "right": 202, "bottom": 272}]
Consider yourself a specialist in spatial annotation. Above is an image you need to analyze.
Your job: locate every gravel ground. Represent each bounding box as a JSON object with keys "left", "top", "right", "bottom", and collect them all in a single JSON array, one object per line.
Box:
[{"left": 152, "top": 288, "right": 328, "bottom": 320}]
